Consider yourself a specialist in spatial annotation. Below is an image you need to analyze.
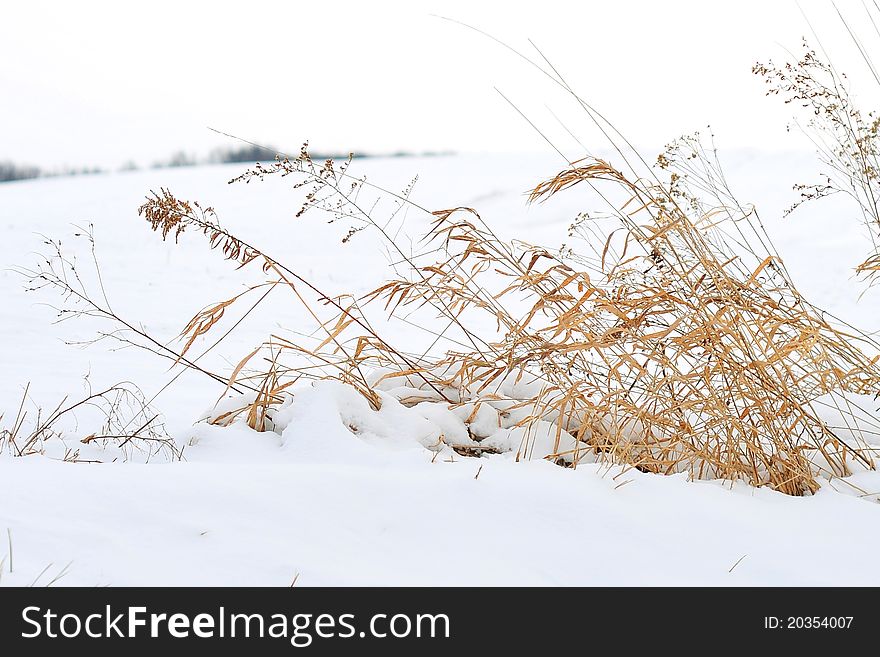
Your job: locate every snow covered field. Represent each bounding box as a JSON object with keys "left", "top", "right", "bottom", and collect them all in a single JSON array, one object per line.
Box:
[{"left": 2, "top": 151, "right": 880, "bottom": 586}]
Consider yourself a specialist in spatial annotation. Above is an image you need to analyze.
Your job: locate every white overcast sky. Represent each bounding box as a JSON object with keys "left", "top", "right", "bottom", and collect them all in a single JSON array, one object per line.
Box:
[{"left": 2, "top": 0, "right": 879, "bottom": 169}]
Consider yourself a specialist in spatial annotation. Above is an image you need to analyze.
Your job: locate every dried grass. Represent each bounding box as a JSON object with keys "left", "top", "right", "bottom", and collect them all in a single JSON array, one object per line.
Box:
[
  {"left": 0, "top": 380, "right": 177, "bottom": 462},
  {"left": 136, "top": 130, "right": 880, "bottom": 495}
]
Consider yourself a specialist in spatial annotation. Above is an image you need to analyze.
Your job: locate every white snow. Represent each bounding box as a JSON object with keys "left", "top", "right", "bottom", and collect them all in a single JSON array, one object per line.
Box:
[{"left": 2, "top": 152, "right": 880, "bottom": 586}]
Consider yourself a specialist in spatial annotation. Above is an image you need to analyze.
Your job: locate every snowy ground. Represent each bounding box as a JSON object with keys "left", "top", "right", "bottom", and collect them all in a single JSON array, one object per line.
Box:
[{"left": 2, "top": 151, "right": 880, "bottom": 586}]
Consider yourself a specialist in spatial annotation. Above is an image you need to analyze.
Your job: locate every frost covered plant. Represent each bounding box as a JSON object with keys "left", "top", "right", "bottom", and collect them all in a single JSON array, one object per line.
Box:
[{"left": 755, "top": 39, "right": 880, "bottom": 283}]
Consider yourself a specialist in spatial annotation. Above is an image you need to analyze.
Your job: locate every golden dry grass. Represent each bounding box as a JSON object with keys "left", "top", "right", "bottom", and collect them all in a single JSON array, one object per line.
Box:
[{"left": 138, "top": 132, "right": 880, "bottom": 496}]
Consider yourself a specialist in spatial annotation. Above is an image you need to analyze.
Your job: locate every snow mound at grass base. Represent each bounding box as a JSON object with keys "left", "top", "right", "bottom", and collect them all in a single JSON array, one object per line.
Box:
[
  {"left": 203, "top": 379, "right": 880, "bottom": 491},
  {"left": 204, "top": 380, "right": 587, "bottom": 465}
]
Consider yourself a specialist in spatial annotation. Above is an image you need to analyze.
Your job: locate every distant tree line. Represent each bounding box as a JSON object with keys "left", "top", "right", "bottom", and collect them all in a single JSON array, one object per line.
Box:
[
  {"left": 208, "top": 144, "right": 454, "bottom": 163},
  {"left": 155, "top": 145, "right": 400, "bottom": 168},
  {"left": 1, "top": 146, "right": 455, "bottom": 184},
  {"left": 208, "top": 144, "right": 376, "bottom": 163},
  {"left": 0, "top": 161, "right": 41, "bottom": 182},
  {"left": 1, "top": 161, "right": 108, "bottom": 183},
  {"left": 209, "top": 144, "right": 281, "bottom": 164}
]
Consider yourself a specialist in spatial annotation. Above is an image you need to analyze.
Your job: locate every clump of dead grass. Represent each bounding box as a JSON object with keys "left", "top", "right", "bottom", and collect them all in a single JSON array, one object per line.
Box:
[{"left": 134, "top": 133, "right": 880, "bottom": 496}]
